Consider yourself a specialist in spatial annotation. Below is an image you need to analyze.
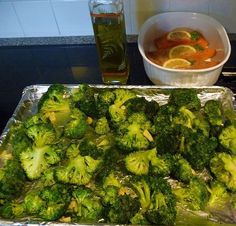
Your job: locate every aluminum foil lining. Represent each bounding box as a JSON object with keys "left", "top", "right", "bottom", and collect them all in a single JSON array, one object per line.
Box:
[{"left": 0, "top": 84, "right": 235, "bottom": 226}]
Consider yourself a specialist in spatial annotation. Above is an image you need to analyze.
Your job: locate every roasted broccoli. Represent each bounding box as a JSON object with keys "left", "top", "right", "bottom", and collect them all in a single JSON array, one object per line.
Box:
[
  {"left": 172, "top": 156, "right": 194, "bottom": 183},
  {"left": 69, "top": 186, "right": 103, "bottom": 223},
  {"left": 0, "top": 158, "right": 26, "bottom": 201},
  {"left": 19, "top": 123, "right": 62, "bottom": 180},
  {"left": 173, "top": 177, "right": 210, "bottom": 211},
  {"left": 1, "top": 84, "right": 236, "bottom": 225},
  {"left": 210, "top": 152, "right": 236, "bottom": 191},
  {"left": 96, "top": 89, "right": 116, "bottom": 117},
  {"left": 108, "top": 88, "right": 136, "bottom": 127},
  {"left": 125, "top": 148, "right": 156, "bottom": 175},
  {"left": 204, "top": 99, "right": 224, "bottom": 127},
  {"left": 116, "top": 112, "right": 153, "bottom": 152},
  {"left": 168, "top": 88, "right": 201, "bottom": 111},
  {"left": 71, "top": 83, "right": 98, "bottom": 117},
  {"left": 95, "top": 117, "right": 110, "bottom": 135},
  {"left": 182, "top": 132, "right": 218, "bottom": 170},
  {"left": 145, "top": 177, "right": 177, "bottom": 225},
  {"left": 55, "top": 153, "right": 101, "bottom": 185},
  {"left": 218, "top": 125, "right": 236, "bottom": 155},
  {"left": 38, "top": 84, "right": 73, "bottom": 127}
]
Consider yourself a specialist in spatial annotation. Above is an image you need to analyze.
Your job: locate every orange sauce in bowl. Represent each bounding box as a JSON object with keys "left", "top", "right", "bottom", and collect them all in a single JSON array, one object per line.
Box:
[{"left": 146, "top": 28, "right": 220, "bottom": 69}]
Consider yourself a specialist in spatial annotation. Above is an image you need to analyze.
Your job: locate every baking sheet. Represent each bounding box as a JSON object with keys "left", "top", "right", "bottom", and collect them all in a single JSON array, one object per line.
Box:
[{"left": 0, "top": 84, "right": 235, "bottom": 226}]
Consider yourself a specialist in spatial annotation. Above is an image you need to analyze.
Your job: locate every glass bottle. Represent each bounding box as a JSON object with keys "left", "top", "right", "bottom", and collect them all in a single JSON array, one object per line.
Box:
[{"left": 89, "top": 0, "right": 129, "bottom": 84}]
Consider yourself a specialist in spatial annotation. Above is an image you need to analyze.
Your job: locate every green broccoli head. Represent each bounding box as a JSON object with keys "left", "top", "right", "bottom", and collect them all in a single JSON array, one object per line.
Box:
[
  {"left": 116, "top": 112, "right": 153, "bottom": 152},
  {"left": 26, "top": 123, "right": 58, "bottom": 147},
  {"left": 0, "top": 201, "right": 26, "bottom": 219},
  {"left": 204, "top": 100, "right": 224, "bottom": 127},
  {"left": 95, "top": 117, "right": 110, "bottom": 135},
  {"left": 182, "top": 132, "right": 218, "bottom": 170},
  {"left": 124, "top": 97, "right": 159, "bottom": 120},
  {"left": 79, "top": 132, "right": 114, "bottom": 159},
  {"left": 38, "top": 84, "right": 73, "bottom": 127},
  {"left": 96, "top": 89, "right": 116, "bottom": 117},
  {"left": 70, "top": 186, "right": 103, "bottom": 223},
  {"left": 207, "top": 181, "right": 230, "bottom": 210},
  {"left": 210, "top": 152, "right": 236, "bottom": 191},
  {"left": 106, "top": 194, "right": 140, "bottom": 224},
  {"left": 24, "top": 191, "right": 45, "bottom": 215},
  {"left": 55, "top": 154, "right": 101, "bottom": 185},
  {"left": 125, "top": 148, "right": 157, "bottom": 175},
  {"left": 150, "top": 153, "right": 174, "bottom": 177},
  {"left": 64, "top": 109, "right": 88, "bottom": 139},
  {"left": 219, "top": 125, "right": 236, "bottom": 155},
  {"left": 72, "top": 84, "right": 98, "bottom": 117},
  {"left": 0, "top": 159, "right": 26, "bottom": 201},
  {"left": 172, "top": 156, "right": 194, "bottom": 183},
  {"left": 10, "top": 123, "right": 31, "bottom": 159},
  {"left": 39, "top": 184, "right": 71, "bottom": 221},
  {"left": 145, "top": 177, "right": 177, "bottom": 225},
  {"left": 20, "top": 144, "right": 62, "bottom": 180},
  {"left": 24, "top": 184, "right": 70, "bottom": 221},
  {"left": 108, "top": 88, "right": 136, "bottom": 127},
  {"left": 168, "top": 88, "right": 201, "bottom": 111},
  {"left": 173, "top": 177, "right": 210, "bottom": 211}
]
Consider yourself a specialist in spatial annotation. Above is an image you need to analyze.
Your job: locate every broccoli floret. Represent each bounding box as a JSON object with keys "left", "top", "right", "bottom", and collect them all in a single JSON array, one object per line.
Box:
[
  {"left": 55, "top": 154, "right": 101, "bottom": 185},
  {"left": 39, "top": 184, "right": 71, "bottom": 221},
  {"left": 210, "top": 152, "right": 236, "bottom": 191},
  {"left": 20, "top": 144, "right": 62, "bottom": 180},
  {"left": 173, "top": 106, "right": 196, "bottom": 129},
  {"left": 204, "top": 100, "right": 224, "bottom": 127},
  {"left": 24, "top": 184, "right": 70, "bottom": 221},
  {"left": 0, "top": 201, "right": 26, "bottom": 219},
  {"left": 172, "top": 156, "right": 194, "bottom": 183},
  {"left": 131, "top": 177, "right": 151, "bottom": 211},
  {"left": 150, "top": 153, "right": 174, "bottom": 177},
  {"left": 38, "top": 84, "right": 73, "bottom": 127},
  {"left": 219, "top": 125, "right": 236, "bottom": 155},
  {"left": 173, "top": 177, "right": 210, "bottom": 211},
  {"left": 72, "top": 84, "right": 98, "bottom": 117},
  {"left": 168, "top": 88, "right": 201, "bottom": 111},
  {"left": 95, "top": 117, "right": 110, "bottom": 135},
  {"left": 207, "top": 181, "right": 230, "bottom": 210},
  {"left": 26, "top": 123, "right": 58, "bottom": 147},
  {"left": 69, "top": 186, "right": 103, "bottom": 223},
  {"left": 182, "top": 132, "right": 218, "bottom": 170},
  {"left": 130, "top": 212, "right": 149, "bottom": 225},
  {"left": 124, "top": 96, "right": 159, "bottom": 120},
  {"left": 64, "top": 108, "right": 88, "bottom": 139},
  {"left": 79, "top": 133, "right": 114, "bottom": 159},
  {"left": 24, "top": 191, "right": 45, "bottom": 214},
  {"left": 96, "top": 89, "right": 116, "bottom": 117},
  {"left": 106, "top": 194, "right": 140, "bottom": 224},
  {"left": 10, "top": 123, "right": 31, "bottom": 159},
  {"left": 18, "top": 123, "right": 63, "bottom": 180},
  {"left": 132, "top": 176, "right": 176, "bottom": 225},
  {"left": 116, "top": 112, "right": 153, "bottom": 152},
  {"left": 0, "top": 158, "right": 26, "bottom": 201},
  {"left": 125, "top": 148, "right": 156, "bottom": 175},
  {"left": 108, "top": 88, "right": 136, "bottom": 127}
]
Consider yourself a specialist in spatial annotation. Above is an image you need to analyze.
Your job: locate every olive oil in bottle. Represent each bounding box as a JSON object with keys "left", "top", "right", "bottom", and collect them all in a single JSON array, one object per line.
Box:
[{"left": 89, "top": 0, "right": 129, "bottom": 84}]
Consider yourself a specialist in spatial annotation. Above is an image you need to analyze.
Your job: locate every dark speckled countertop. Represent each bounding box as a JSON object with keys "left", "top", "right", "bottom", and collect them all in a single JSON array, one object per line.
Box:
[{"left": 0, "top": 40, "right": 235, "bottom": 133}]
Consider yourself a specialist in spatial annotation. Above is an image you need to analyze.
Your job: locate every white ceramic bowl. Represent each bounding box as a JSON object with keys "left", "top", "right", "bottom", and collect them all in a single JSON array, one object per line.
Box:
[{"left": 138, "top": 12, "right": 231, "bottom": 86}]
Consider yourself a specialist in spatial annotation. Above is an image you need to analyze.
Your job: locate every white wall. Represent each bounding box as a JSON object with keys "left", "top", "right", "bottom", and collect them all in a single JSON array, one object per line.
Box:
[{"left": 0, "top": 0, "right": 236, "bottom": 38}]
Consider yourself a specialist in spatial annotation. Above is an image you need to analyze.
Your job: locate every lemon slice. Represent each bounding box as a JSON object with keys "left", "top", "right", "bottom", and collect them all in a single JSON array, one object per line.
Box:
[
  {"left": 163, "top": 58, "right": 191, "bottom": 69},
  {"left": 167, "top": 30, "right": 191, "bottom": 40},
  {"left": 169, "top": 45, "right": 196, "bottom": 59}
]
